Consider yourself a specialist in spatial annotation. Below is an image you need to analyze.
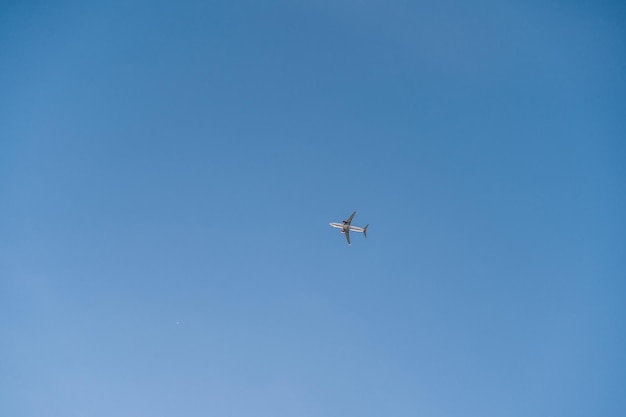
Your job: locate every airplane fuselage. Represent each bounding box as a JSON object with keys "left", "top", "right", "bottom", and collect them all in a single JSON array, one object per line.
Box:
[{"left": 329, "top": 222, "right": 365, "bottom": 233}]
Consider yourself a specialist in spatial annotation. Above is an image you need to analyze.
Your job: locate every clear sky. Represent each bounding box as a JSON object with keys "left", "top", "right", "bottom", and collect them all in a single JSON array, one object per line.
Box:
[{"left": 1, "top": 1, "right": 625, "bottom": 416}]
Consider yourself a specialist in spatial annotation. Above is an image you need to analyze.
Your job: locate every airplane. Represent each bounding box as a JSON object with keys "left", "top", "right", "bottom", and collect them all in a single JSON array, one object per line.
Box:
[{"left": 329, "top": 211, "right": 369, "bottom": 245}]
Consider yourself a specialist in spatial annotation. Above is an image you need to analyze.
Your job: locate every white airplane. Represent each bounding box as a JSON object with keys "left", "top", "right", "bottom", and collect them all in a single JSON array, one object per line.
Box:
[{"left": 329, "top": 211, "right": 369, "bottom": 245}]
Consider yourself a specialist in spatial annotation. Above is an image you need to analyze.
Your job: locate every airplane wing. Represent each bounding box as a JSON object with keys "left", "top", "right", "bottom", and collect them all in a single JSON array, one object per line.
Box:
[
  {"left": 345, "top": 228, "right": 351, "bottom": 245},
  {"left": 346, "top": 211, "right": 357, "bottom": 224}
]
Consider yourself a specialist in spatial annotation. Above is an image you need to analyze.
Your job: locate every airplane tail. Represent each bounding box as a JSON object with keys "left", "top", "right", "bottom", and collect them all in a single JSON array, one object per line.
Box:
[{"left": 363, "top": 224, "right": 369, "bottom": 238}]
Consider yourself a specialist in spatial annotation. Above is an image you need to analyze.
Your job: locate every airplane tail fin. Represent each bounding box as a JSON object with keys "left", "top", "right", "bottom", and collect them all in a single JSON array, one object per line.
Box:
[{"left": 363, "top": 224, "right": 369, "bottom": 238}]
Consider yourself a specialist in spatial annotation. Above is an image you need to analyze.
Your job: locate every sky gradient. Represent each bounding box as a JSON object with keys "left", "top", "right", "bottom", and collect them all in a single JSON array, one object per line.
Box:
[{"left": 1, "top": 1, "right": 625, "bottom": 416}]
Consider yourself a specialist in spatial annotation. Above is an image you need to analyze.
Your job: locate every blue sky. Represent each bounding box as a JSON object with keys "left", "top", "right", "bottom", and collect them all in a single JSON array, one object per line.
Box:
[{"left": 1, "top": 1, "right": 625, "bottom": 416}]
